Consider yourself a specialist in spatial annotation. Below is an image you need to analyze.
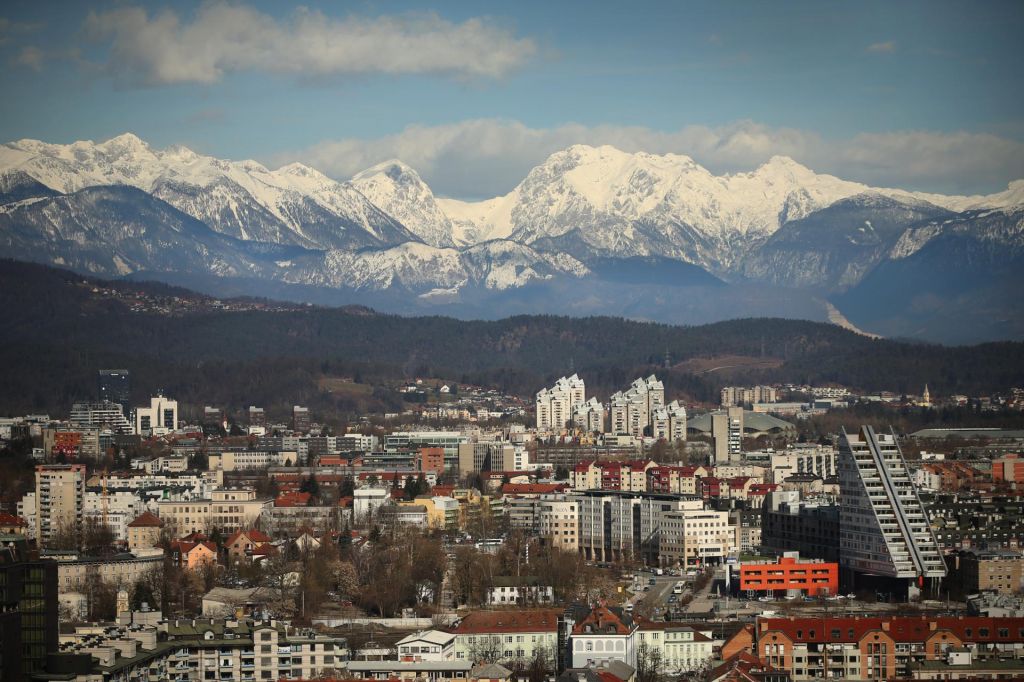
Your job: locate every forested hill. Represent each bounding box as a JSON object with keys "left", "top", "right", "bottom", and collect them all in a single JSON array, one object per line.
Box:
[{"left": 1, "top": 259, "right": 1022, "bottom": 417}]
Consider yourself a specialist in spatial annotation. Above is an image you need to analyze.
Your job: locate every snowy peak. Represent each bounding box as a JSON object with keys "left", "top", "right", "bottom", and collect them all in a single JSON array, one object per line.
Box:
[
  {"left": 0, "top": 133, "right": 416, "bottom": 250},
  {"left": 350, "top": 158, "right": 457, "bottom": 248}
]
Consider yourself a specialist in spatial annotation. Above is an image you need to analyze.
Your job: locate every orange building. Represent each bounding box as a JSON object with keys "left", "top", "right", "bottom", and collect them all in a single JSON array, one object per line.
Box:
[
  {"left": 416, "top": 447, "right": 446, "bottom": 475},
  {"left": 993, "top": 453, "right": 1024, "bottom": 485},
  {"left": 739, "top": 555, "right": 839, "bottom": 597}
]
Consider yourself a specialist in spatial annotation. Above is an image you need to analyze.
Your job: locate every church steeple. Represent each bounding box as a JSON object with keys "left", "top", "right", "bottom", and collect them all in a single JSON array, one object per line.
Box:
[{"left": 922, "top": 384, "right": 931, "bottom": 407}]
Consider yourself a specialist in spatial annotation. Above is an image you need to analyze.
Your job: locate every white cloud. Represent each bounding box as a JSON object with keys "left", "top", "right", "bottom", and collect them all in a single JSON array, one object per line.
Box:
[
  {"left": 82, "top": 3, "right": 536, "bottom": 86},
  {"left": 283, "top": 119, "right": 1024, "bottom": 199},
  {"left": 14, "top": 45, "right": 44, "bottom": 71},
  {"left": 866, "top": 41, "right": 896, "bottom": 53}
]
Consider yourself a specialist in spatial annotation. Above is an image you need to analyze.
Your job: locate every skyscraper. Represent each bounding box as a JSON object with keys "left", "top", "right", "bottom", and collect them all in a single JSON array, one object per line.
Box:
[
  {"left": 838, "top": 426, "right": 946, "bottom": 587},
  {"left": 711, "top": 406, "right": 744, "bottom": 464},
  {"left": 34, "top": 463, "right": 86, "bottom": 549},
  {"left": 535, "top": 374, "right": 586, "bottom": 431},
  {"left": 0, "top": 535, "right": 59, "bottom": 681},
  {"left": 97, "top": 369, "right": 130, "bottom": 414}
]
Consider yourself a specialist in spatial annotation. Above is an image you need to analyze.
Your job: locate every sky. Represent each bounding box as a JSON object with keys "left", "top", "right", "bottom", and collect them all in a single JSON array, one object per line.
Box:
[{"left": 1, "top": 0, "right": 1022, "bottom": 199}]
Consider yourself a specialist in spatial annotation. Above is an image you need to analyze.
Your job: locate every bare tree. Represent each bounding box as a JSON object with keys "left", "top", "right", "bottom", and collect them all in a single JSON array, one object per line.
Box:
[{"left": 635, "top": 642, "right": 664, "bottom": 682}]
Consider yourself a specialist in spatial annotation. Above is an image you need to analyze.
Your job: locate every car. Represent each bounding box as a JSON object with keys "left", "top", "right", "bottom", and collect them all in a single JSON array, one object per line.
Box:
[
  {"left": 803, "top": 596, "right": 815, "bottom": 602},
  {"left": 785, "top": 595, "right": 797, "bottom": 600},
  {"left": 643, "top": 586, "right": 651, "bottom": 592},
  {"left": 826, "top": 595, "right": 841, "bottom": 601},
  {"left": 649, "top": 577, "right": 657, "bottom": 585},
  {"left": 758, "top": 596, "right": 772, "bottom": 602},
  {"left": 847, "top": 594, "right": 856, "bottom": 599}
]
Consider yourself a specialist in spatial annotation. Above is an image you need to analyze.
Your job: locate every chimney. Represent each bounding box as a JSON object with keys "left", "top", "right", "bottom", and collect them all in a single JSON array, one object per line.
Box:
[{"left": 881, "top": 622, "right": 890, "bottom": 632}]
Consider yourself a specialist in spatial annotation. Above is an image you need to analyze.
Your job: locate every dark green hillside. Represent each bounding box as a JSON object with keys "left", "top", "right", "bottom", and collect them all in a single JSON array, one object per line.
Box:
[{"left": 1, "top": 260, "right": 1021, "bottom": 418}]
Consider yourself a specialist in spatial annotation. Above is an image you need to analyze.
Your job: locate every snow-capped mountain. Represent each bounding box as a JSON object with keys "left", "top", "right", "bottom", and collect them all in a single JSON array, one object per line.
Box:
[
  {"left": 2, "top": 133, "right": 1023, "bottom": 342},
  {"left": 0, "top": 133, "right": 417, "bottom": 250},
  {"left": 351, "top": 160, "right": 459, "bottom": 248},
  {"left": 435, "top": 144, "right": 1020, "bottom": 272}
]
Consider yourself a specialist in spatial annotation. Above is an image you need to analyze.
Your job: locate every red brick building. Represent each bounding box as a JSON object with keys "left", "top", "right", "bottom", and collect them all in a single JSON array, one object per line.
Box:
[
  {"left": 993, "top": 453, "right": 1024, "bottom": 486},
  {"left": 723, "top": 615, "right": 1024, "bottom": 680}
]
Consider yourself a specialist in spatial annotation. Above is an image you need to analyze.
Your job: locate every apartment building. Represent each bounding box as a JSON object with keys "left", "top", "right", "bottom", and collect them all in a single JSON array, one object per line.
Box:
[
  {"left": 769, "top": 445, "right": 837, "bottom": 483},
  {"left": 35, "top": 463, "right": 86, "bottom": 548},
  {"left": 761, "top": 490, "right": 840, "bottom": 563},
  {"left": 47, "top": 615, "right": 348, "bottom": 682},
  {"left": 573, "top": 490, "right": 702, "bottom": 564},
  {"left": 573, "top": 397, "right": 607, "bottom": 434},
  {"left": 721, "top": 386, "right": 778, "bottom": 407},
  {"left": 44, "top": 549, "right": 164, "bottom": 591},
  {"left": 571, "top": 460, "right": 657, "bottom": 492},
  {"left": 651, "top": 400, "right": 688, "bottom": 442},
  {"left": 948, "top": 549, "right": 1024, "bottom": 595},
  {"left": 126, "top": 511, "right": 164, "bottom": 551},
  {"left": 727, "top": 615, "right": 1024, "bottom": 681},
  {"left": 386, "top": 431, "right": 469, "bottom": 472},
  {"left": 660, "top": 506, "right": 736, "bottom": 568},
  {"left": 711, "top": 407, "right": 744, "bottom": 465},
  {"left": 452, "top": 610, "right": 562, "bottom": 665},
  {"left": 536, "top": 374, "right": 586, "bottom": 432},
  {"left": 207, "top": 449, "right": 297, "bottom": 471},
  {"left": 838, "top": 426, "right": 946, "bottom": 586},
  {"left": 635, "top": 619, "right": 715, "bottom": 675},
  {"left": 69, "top": 400, "right": 133, "bottom": 433},
  {"left": 157, "top": 488, "right": 272, "bottom": 536},
  {"left": 608, "top": 375, "right": 665, "bottom": 438}
]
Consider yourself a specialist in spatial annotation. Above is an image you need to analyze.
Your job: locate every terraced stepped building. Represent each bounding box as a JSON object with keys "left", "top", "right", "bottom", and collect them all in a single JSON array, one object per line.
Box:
[{"left": 838, "top": 426, "right": 947, "bottom": 594}]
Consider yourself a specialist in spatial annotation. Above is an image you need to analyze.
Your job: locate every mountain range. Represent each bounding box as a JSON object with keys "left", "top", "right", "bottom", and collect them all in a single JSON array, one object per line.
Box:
[{"left": 1, "top": 133, "right": 1022, "bottom": 343}]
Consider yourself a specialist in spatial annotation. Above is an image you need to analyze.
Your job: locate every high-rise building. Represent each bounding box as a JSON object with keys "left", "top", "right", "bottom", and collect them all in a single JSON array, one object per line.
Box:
[
  {"left": 34, "top": 464, "right": 86, "bottom": 548},
  {"left": 535, "top": 374, "right": 586, "bottom": 431},
  {"left": 292, "top": 406, "right": 310, "bottom": 434},
  {"left": 134, "top": 394, "right": 178, "bottom": 436},
  {"left": 69, "top": 401, "right": 132, "bottom": 433},
  {"left": 838, "top": 426, "right": 946, "bottom": 585},
  {"left": 720, "top": 385, "right": 777, "bottom": 407},
  {"left": 203, "top": 406, "right": 223, "bottom": 429},
  {"left": 572, "top": 397, "right": 606, "bottom": 433},
  {"left": 711, "top": 406, "right": 744, "bottom": 464},
  {"left": 98, "top": 369, "right": 131, "bottom": 414},
  {"left": 0, "top": 535, "right": 59, "bottom": 681},
  {"left": 651, "top": 400, "right": 687, "bottom": 442},
  {"left": 247, "top": 406, "right": 266, "bottom": 428},
  {"left": 608, "top": 375, "right": 665, "bottom": 437}
]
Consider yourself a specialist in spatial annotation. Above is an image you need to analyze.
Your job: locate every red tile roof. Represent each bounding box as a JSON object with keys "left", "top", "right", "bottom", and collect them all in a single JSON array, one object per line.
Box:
[
  {"left": 759, "top": 616, "right": 1024, "bottom": 644},
  {"left": 225, "top": 529, "right": 272, "bottom": 546},
  {"left": 572, "top": 605, "right": 634, "bottom": 635},
  {"left": 502, "top": 483, "right": 567, "bottom": 495},
  {"left": 126, "top": 511, "right": 164, "bottom": 528},
  {"left": 275, "top": 491, "right": 312, "bottom": 507},
  {"left": 0, "top": 512, "right": 28, "bottom": 527},
  {"left": 453, "top": 609, "right": 561, "bottom": 634}
]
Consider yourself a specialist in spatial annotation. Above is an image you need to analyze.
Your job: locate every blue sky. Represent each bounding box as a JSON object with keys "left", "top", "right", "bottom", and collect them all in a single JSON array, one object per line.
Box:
[{"left": 1, "top": 0, "right": 1022, "bottom": 198}]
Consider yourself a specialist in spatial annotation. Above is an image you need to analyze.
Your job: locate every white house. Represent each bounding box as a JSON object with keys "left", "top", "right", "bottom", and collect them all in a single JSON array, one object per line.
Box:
[
  {"left": 353, "top": 487, "right": 390, "bottom": 523},
  {"left": 570, "top": 605, "right": 637, "bottom": 669},
  {"left": 486, "top": 576, "right": 554, "bottom": 605},
  {"left": 396, "top": 630, "right": 457, "bottom": 662}
]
